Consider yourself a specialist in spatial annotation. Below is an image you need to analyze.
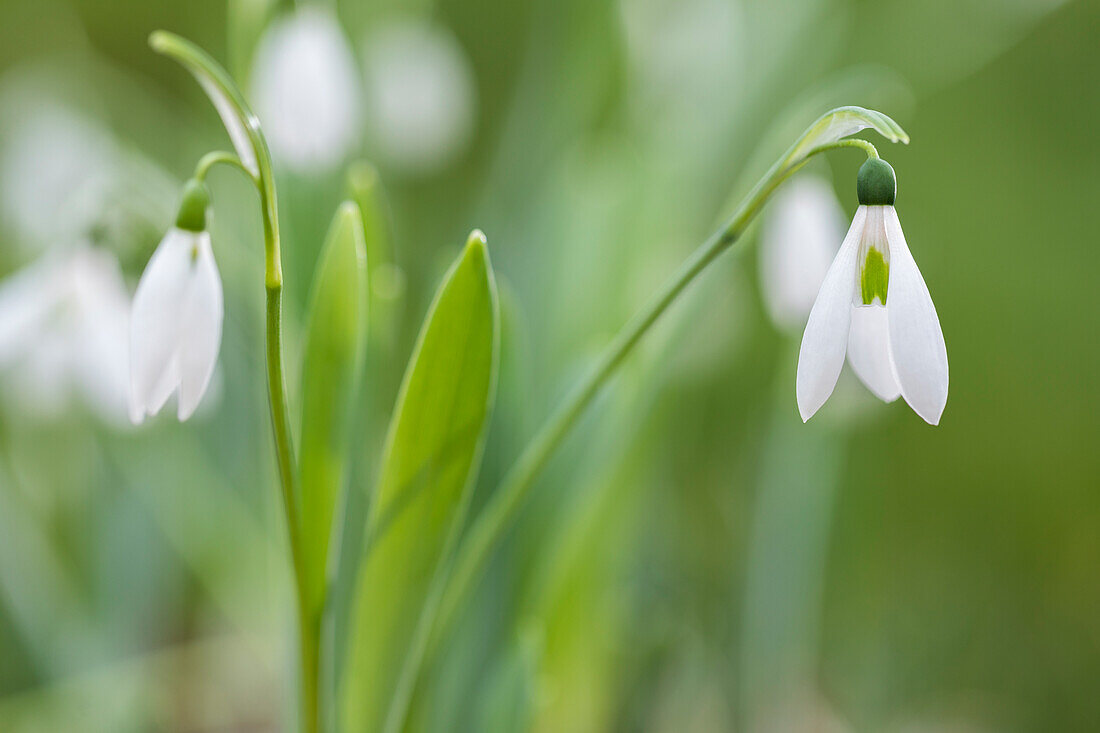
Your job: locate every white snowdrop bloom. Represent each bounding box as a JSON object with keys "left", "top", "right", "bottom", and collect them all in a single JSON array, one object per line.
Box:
[
  {"left": 796, "top": 159, "right": 948, "bottom": 425},
  {"left": 129, "top": 181, "right": 223, "bottom": 423},
  {"left": 251, "top": 8, "right": 362, "bottom": 171},
  {"left": 0, "top": 245, "right": 131, "bottom": 423},
  {"left": 0, "top": 101, "right": 117, "bottom": 251},
  {"left": 361, "top": 21, "right": 476, "bottom": 173},
  {"left": 758, "top": 175, "right": 846, "bottom": 330}
]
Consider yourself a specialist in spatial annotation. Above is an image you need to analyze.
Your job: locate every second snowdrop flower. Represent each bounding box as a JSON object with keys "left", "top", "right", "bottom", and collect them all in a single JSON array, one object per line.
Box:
[
  {"left": 130, "top": 180, "right": 223, "bottom": 423},
  {"left": 796, "top": 158, "right": 948, "bottom": 425}
]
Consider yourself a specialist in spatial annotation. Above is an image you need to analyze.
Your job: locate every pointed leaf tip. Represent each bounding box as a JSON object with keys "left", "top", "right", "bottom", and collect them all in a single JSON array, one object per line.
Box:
[{"left": 466, "top": 229, "right": 487, "bottom": 250}]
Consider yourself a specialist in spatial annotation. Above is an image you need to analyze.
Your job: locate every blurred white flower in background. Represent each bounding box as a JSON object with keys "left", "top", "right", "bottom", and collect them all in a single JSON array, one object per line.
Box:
[
  {"left": 0, "top": 100, "right": 117, "bottom": 252},
  {"left": 251, "top": 8, "right": 363, "bottom": 172},
  {"left": 0, "top": 245, "right": 131, "bottom": 424},
  {"left": 361, "top": 21, "right": 476, "bottom": 174},
  {"left": 758, "top": 174, "right": 846, "bottom": 330}
]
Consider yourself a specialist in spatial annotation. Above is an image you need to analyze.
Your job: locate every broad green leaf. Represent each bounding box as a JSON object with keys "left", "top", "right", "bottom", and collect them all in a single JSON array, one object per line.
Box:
[
  {"left": 342, "top": 232, "right": 499, "bottom": 733},
  {"left": 299, "top": 201, "right": 368, "bottom": 619},
  {"left": 149, "top": 30, "right": 263, "bottom": 177},
  {"left": 784, "top": 105, "right": 909, "bottom": 169}
]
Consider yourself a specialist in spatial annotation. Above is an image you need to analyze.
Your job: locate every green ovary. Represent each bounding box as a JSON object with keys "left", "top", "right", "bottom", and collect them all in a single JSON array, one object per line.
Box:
[{"left": 860, "top": 248, "right": 889, "bottom": 305}]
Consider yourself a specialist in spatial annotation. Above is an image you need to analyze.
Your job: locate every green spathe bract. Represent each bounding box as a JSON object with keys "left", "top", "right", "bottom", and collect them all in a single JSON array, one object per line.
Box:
[
  {"left": 857, "top": 157, "right": 897, "bottom": 206},
  {"left": 342, "top": 232, "right": 499, "bottom": 733},
  {"left": 299, "top": 202, "right": 368, "bottom": 625},
  {"left": 860, "top": 247, "right": 890, "bottom": 305}
]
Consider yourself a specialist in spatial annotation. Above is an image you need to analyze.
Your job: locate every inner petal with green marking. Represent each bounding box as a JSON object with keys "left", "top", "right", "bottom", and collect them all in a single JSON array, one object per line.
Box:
[
  {"left": 855, "top": 205, "right": 891, "bottom": 306},
  {"left": 860, "top": 247, "right": 889, "bottom": 305}
]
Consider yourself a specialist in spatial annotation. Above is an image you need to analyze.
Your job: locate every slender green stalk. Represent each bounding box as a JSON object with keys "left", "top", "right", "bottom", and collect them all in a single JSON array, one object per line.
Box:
[
  {"left": 260, "top": 187, "right": 318, "bottom": 733},
  {"left": 190, "top": 132, "right": 318, "bottom": 733},
  {"left": 429, "top": 137, "right": 881, "bottom": 652}
]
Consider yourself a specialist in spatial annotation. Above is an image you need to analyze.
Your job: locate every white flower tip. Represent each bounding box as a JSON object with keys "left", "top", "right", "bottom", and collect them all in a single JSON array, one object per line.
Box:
[{"left": 910, "top": 392, "right": 947, "bottom": 426}]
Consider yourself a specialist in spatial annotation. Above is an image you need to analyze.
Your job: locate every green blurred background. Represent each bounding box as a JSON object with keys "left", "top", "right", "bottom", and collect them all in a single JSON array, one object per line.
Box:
[{"left": 0, "top": 0, "right": 1097, "bottom": 730}]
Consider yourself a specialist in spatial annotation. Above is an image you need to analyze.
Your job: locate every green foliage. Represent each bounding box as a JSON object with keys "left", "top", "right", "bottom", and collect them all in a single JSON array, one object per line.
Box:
[
  {"left": 785, "top": 105, "right": 909, "bottom": 170},
  {"left": 299, "top": 202, "right": 368, "bottom": 620},
  {"left": 342, "top": 233, "right": 499, "bottom": 733}
]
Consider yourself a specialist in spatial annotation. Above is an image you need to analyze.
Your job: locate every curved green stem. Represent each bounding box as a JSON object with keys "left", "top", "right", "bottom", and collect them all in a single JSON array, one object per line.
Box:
[
  {"left": 193, "top": 150, "right": 258, "bottom": 185},
  {"left": 428, "top": 137, "right": 882, "bottom": 653}
]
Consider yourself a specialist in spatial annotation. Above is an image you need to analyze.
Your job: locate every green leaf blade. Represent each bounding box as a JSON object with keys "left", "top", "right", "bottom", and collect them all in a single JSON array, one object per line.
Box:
[
  {"left": 785, "top": 105, "right": 910, "bottom": 168},
  {"left": 342, "top": 232, "right": 499, "bottom": 733},
  {"left": 299, "top": 201, "right": 368, "bottom": 619}
]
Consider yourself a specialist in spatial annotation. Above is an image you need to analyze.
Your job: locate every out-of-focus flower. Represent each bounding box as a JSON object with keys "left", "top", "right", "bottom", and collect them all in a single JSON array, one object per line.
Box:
[
  {"left": 361, "top": 21, "right": 476, "bottom": 174},
  {"left": 758, "top": 174, "right": 846, "bottom": 330},
  {"left": 0, "top": 245, "right": 131, "bottom": 423},
  {"left": 797, "top": 159, "right": 948, "bottom": 424},
  {"left": 251, "top": 8, "right": 362, "bottom": 172},
  {"left": 130, "top": 182, "right": 222, "bottom": 423},
  {"left": 0, "top": 100, "right": 117, "bottom": 252}
]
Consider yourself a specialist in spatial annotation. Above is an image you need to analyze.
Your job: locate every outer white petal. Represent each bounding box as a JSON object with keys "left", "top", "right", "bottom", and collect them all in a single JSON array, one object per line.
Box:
[
  {"left": 759, "top": 175, "right": 845, "bottom": 329},
  {"left": 883, "top": 207, "right": 948, "bottom": 424},
  {"left": 847, "top": 306, "right": 901, "bottom": 402},
  {"left": 129, "top": 229, "right": 194, "bottom": 422},
  {"left": 796, "top": 207, "right": 866, "bottom": 421},
  {"left": 176, "top": 234, "right": 223, "bottom": 420},
  {"left": 252, "top": 8, "right": 362, "bottom": 171}
]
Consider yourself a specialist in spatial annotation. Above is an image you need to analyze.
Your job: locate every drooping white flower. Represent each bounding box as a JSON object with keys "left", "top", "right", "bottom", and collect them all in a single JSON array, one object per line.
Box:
[
  {"left": 758, "top": 175, "right": 846, "bottom": 330},
  {"left": 129, "top": 182, "right": 222, "bottom": 423},
  {"left": 251, "top": 8, "right": 362, "bottom": 171},
  {"left": 0, "top": 245, "right": 132, "bottom": 423},
  {"left": 796, "top": 159, "right": 948, "bottom": 425},
  {"left": 361, "top": 21, "right": 476, "bottom": 173},
  {"left": 0, "top": 99, "right": 117, "bottom": 252}
]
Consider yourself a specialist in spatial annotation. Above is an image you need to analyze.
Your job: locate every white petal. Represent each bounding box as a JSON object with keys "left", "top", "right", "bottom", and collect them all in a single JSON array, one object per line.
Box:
[
  {"left": 847, "top": 306, "right": 901, "bottom": 402},
  {"left": 883, "top": 207, "right": 948, "bottom": 425},
  {"left": 759, "top": 175, "right": 845, "bottom": 329},
  {"left": 252, "top": 9, "right": 362, "bottom": 171},
  {"left": 130, "top": 228, "right": 194, "bottom": 422},
  {"left": 796, "top": 206, "right": 866, "bottom": 421},
  {"left": 176, "top": 233, "right": 223, "bottom": 420}
]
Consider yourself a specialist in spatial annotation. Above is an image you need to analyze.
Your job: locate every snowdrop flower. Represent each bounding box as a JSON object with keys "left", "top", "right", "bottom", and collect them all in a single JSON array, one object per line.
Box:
[
  {"left": 758, "top": 175, "right": 846, "bottom": 330},
  {"left": 0, "top": 245, "right": 131, "bottom": 423},
  {"left": 0, "top": 100, "right": 117, "bottom": 252},
  {"left": 130, "top": 180, "right": 223, "bottom": 423},
  {"left": 796, "top": 158, "right": 948, "bottom": 425},
  {"left": 251, "top": 8, "right": 362, "bottom": 172},
  {"left": 361, "top": 21, "right": 475, "bottom": 173}
]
